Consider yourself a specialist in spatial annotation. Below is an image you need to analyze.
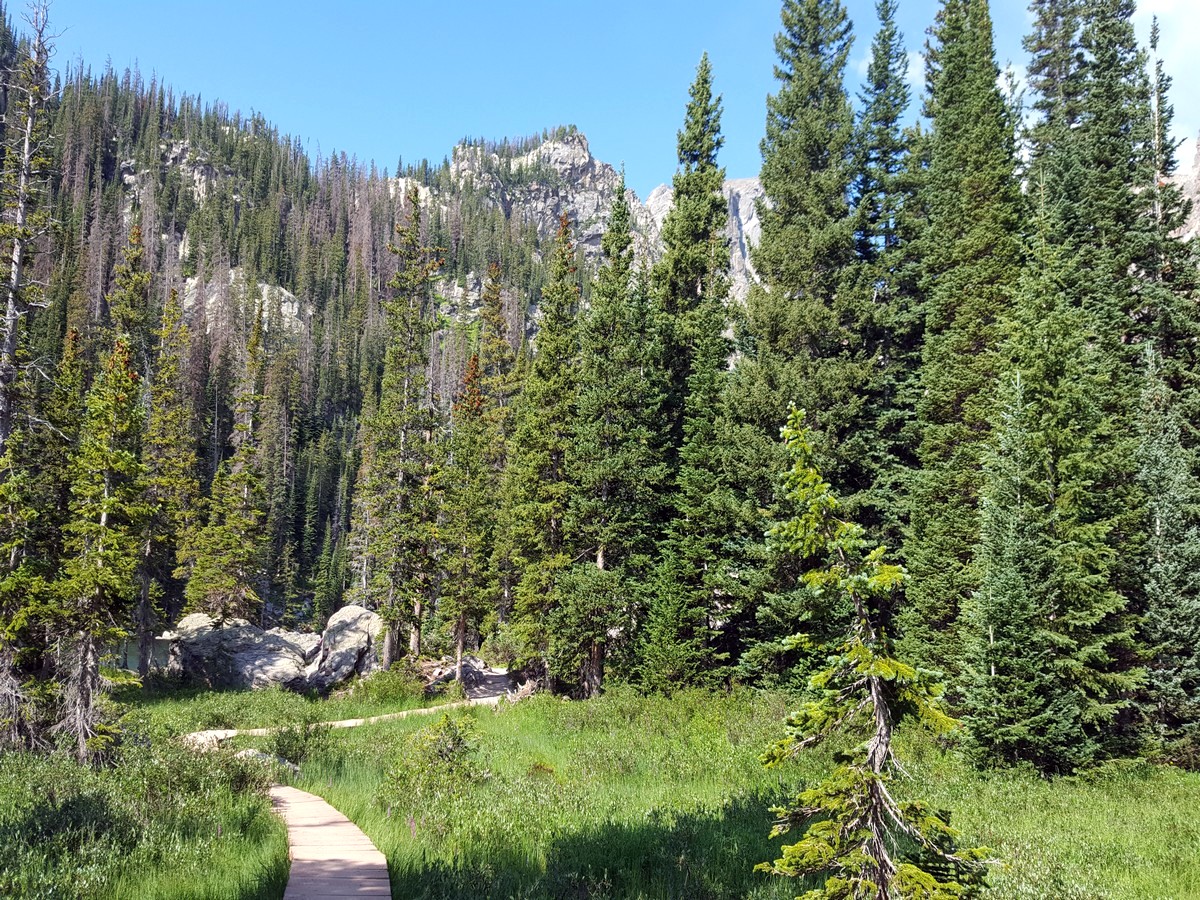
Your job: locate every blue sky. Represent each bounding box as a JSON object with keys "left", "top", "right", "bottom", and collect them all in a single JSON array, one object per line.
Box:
[{"left": 45, "top": 1, "right": 1198, "bottom": 200}]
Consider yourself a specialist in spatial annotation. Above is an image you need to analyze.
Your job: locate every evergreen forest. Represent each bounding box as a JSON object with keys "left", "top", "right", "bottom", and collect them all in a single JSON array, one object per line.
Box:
[{"left": 1, "top": 0, "right": 1199, "bottom": 894}]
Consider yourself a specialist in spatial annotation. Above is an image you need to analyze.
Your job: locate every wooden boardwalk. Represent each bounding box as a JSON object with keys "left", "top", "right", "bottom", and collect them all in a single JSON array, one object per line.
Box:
[
  {"left": 184, "top": 694, "right": 502, "bottom": 749},
  {"left": 270, "top": 784, "right": 392, "bottom": 898},
  {"left": 186, "top": 692, "right": 511, "bottom": 897},
  {"left": 264, "top": 698, "right": 504, "bottom": 897}
]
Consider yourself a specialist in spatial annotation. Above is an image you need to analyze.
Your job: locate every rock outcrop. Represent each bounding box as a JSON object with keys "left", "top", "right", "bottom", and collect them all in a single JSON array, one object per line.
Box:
[
  {"left": 164, "top": 613, "right": 311, "bottom": 691},
  {"left": 303, "top": 605, "right": 384, "bottom": 693},
  {"left": 1171, "top": 136, "right": 1200, "bottom": 242},
  {"left": 161, "top": 604, "right": 382, "bottom": 693}
]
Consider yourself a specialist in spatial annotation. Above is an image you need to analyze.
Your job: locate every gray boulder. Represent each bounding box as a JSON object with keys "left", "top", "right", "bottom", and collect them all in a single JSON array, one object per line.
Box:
[
  {"left": 304, "top": 605, "right": 383, "bottom": 693},
  {"left": 165, "top": 614, "right": 309, "bottom": 690},
  {"left": 266, "top": 627, "right": 321, "bottom": 663}
]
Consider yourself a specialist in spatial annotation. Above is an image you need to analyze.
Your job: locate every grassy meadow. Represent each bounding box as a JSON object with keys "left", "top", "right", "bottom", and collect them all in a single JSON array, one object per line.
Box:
[
  {"left": 273, "top": 687, "right": 1200, "bottom": 900},
  {"left": 4, "top": 681, "right": 1199, "bottom": 898}
]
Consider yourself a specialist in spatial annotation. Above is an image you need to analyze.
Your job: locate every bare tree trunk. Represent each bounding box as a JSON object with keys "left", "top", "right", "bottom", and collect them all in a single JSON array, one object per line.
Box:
[
  {"left": 455, "top": 611, "right": 465, "bottom": 683},
  {"left": 382, "top": 622, "right": 401, "bottom": 669},
  {"left": 0, "top": 642, "right": 28, "bottom": 750},
  {"left": 136, "top": 539, "right": 154, "bottom": 678},
  {"left": 63, "top": 632, "right": 101, "bottom": 763},
  {"left": 409, "top": 598, "right": 421, "bottom": 658},
  {"left": 0, "top": 6, "right": 49, "bottom": 454},
  {"left": 582, "top": 641, "right": 604, "bottom": 699}
]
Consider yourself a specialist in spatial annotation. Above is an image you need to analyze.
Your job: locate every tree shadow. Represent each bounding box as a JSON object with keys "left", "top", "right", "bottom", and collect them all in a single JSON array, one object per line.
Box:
[{"left": 388, "top": 791, "right": 818, "bottom": 900}]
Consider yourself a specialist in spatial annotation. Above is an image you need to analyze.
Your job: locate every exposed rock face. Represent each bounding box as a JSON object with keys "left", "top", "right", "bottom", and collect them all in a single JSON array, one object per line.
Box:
[
  {"left": 161, "top": 605, "right": 381, "bottom": 692},
  {"left": 165, "top": 613, "right": 309, "bottom": 691},
  {"left": 1172, "top": 136, "right": 1200, "bottom": 242},
  {"left": 446, "top": 132, "right": 764, "bottom": 301},
  {"left": 304, "top": 605, "right": 384, "bottom": 693},
  {"left": 449, "top": 132, "right": 662, "bottom": 261},
  {"left": 644, "top": 177, "right": 766, "bottom": 302},
  {"left": 183, "top": 267, "right": 305, "bottom": 333}
]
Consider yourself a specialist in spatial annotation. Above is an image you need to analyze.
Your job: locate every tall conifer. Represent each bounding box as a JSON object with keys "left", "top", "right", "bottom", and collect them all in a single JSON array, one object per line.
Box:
[{"left": 901, "top": 0, "right": 1022, "bottom": 680}]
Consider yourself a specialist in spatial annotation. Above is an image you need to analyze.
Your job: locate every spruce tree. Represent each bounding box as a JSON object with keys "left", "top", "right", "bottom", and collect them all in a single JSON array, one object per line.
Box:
[
  {"left": 59, "top": 339, "right": 146, "bottom": 761},
  {"left": 642, "top": 284, "right": 731, "bottom": 691},
  {"left": 557, "top": 181, "right": 667, "bottom": 695},
  {"left": 641, "top": 56, "right": 736, "bottom": 691},
  {"left": 654, "top": 53, "right": 728, "bottom": 455},
  {"left": 136, "top": 287, "right": 200, "bottom": 672},
  {"left": 346, "top": 186, "right": 442, "bottom": 664},
  {"left": 1137, "top": 348, "right": 1200, "bottom": 764},
  {"left": 439, "top": 355, "right": 492, "bottom": 682},
  {"left": 963, "top": 373, "right": 1092, "bottom": 773},
  {"left": 732, "top": 0, "right": 861, "bottom": 521},
  {"left": 180, "top": 327, "right": 268, "bottom": 624},
  {"left": 900, "top": 0, "right": 1022, "bottom": 681},
  {"left": 507, "top": 215, "right": 579, "bottom": 674}
]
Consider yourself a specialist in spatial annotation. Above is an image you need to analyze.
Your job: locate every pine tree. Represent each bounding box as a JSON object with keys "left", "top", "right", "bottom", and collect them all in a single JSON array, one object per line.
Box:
[
  {"left": 59, "top": 339, "right": 146, "bottom": 761},
  {"left": 654, "top": 53, "right": 728, "bottom": 454},
  {"left": 346, "top": 186, "right": 442, "bottom": 664},
  {"left": 1137, "top": 348, "right": 1200, "bottom": 764},
  {"left": 439, "top": 355, "right": 492, "bottom": 682},
  {"left": 963, "top": 373, "right": 1092, "bottom": 773},
  {"left": 900, "top": 0, "right": 1022, "bottom": 681},
  {"left": 558, "top": 181, "right": 667, "bottom": 695},
  {"left": 760, "top": 409, "right": 988, "bottom": 898},
  {"left": 507, "top": 214, "right": 579, "bottom": 674}
]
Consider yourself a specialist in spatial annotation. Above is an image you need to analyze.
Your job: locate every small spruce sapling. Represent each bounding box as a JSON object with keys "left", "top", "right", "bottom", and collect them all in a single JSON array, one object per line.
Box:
[{"left": 759, "top": 408, "right": 988, "bottom": 899}]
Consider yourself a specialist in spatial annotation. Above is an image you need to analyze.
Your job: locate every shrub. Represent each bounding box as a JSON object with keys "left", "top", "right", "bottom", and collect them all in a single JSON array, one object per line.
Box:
[
  {"left": 380, "top": 713, "right": 485, "bottom": 809},
  {"left": 344, "top": 664, "right": 425, "bottom": 707}
]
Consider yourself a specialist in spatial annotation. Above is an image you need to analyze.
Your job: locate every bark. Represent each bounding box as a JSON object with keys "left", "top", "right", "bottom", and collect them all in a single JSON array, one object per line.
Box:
[
  {"left": 63, "top": 631, "right": 101, "bottom": 763},
  {"left": 582, "top": 641, "right": 604, "bottom": 699},
  {"left": 454, "top": 611, "right": 465, "bottom": 682}
]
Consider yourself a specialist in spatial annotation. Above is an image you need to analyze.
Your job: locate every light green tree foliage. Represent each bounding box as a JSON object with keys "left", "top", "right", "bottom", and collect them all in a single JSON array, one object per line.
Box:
[
  {"left": 761, "top": 408, "right": 987, "bottom": 899},
  {"left": 59, "top": 339, "right": 147, "bottom": 761}
]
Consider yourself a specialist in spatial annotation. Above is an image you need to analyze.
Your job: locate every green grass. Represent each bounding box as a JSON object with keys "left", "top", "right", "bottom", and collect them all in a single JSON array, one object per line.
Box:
[
  {"left": 284, "top": 688, "right": 1200, "bottom": 900},
  {"left": 114, "top": 666, "right": 447, "bottom": 736},
  {"left": 0, "top": 740, "right": 287, "bottom": 900}
]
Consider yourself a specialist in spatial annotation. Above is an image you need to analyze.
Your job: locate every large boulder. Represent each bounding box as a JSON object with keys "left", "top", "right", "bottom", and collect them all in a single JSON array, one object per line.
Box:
[
  {"left": 305, "top": 605, "right": 383, "bottom": 693},
  {"left": 165, "top": 614, "right": 310, "bottom": 690}
]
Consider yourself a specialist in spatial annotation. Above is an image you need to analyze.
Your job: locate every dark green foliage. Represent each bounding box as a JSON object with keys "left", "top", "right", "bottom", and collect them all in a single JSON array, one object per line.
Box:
[
  {"left": 1137, "top": 350, "right": 1200, "bottom": 765},
  {"left": 346, "top": 187, "right": 443, "bottom": 663},
  {"left": 901, "top": 0, "right": 1023, "bottom": 682},
  {"left": 59, "top": 338, "right": 147, "bottom": 760},
  {"left": 559, "top": 181, "right": 667, "bottom": 695},
  {"left": 963, "top": 374, "right": 1092, "bottom": 773},
  {"left": 507, "top": 215, "right": 580, "bottom": 672},
  {"left": 438, "top": 355, "right": 493, "bottom": 679},
  {"left": 654, "top": 53, "right": 728, "bottom": 453}
]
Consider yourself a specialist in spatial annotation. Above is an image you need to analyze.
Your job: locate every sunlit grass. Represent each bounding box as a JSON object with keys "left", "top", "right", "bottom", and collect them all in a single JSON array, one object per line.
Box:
[{"left": 288, "top": 688, "right": 1200, "bottom": 900}]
